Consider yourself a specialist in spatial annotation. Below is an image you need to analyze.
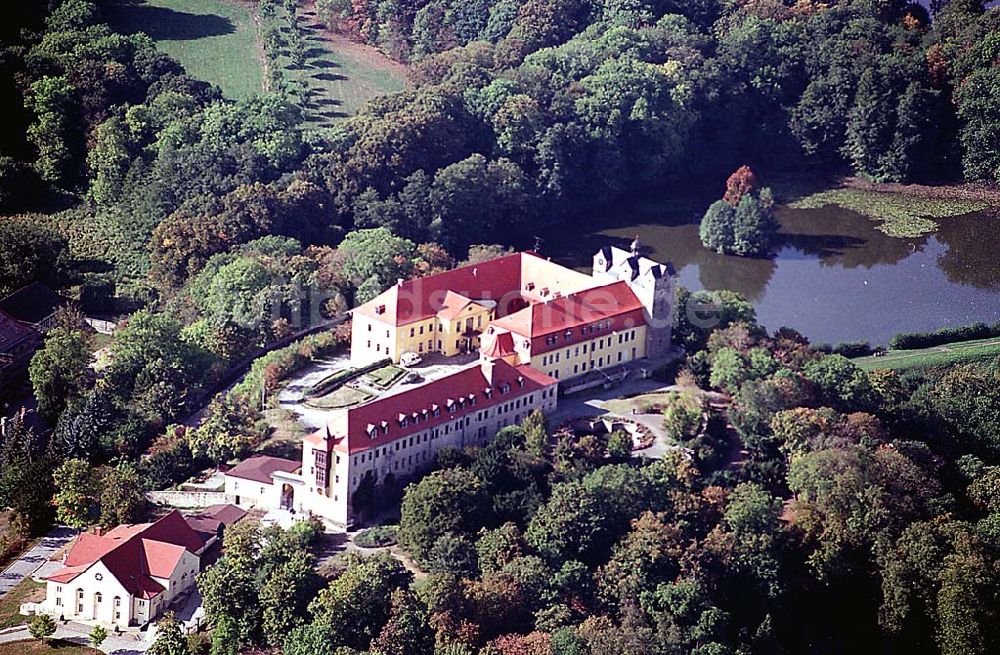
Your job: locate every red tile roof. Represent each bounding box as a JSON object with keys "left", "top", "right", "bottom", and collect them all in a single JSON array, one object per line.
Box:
[
  {"left": 224, "top": 455, "right": 301, "bottom": 484},
  {"left": 480, "top": 330, "right": 516, "bottom": 359},
  {"left": 490, "top": 281, "right": 645, "bottom": 355},
  {"left": 48, "top": 510, "right": 205, "bottom": 599},
  {"left": 351, "top": 252, "right": 597, "bottom": 327},
  {"left": 307, "top": 359, "right": 558, "bottom": 455},
  {"left": 185, "top": 504, "right": 247, "bottom": 545}
]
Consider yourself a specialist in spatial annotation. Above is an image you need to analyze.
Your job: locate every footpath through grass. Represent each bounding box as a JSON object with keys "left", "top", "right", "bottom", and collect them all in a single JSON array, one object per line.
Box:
[
  {"left": 107, "top": 0, "right": 264, "bottom": 99},
  {"left": 853, "top": 337, "right": 1000, "bottom": 373},
  {"left": 106, "top": 0, "right": 406, "bottom": 118}
]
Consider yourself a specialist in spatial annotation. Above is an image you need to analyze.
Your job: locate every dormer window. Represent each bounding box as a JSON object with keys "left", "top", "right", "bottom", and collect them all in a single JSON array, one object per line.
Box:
[
  {"left": 367, "top": 424, "right": 378, "bottom": 439},
  {"left": 381, "top": 421, "right": 389, "bottom": 435},
  {"left": 564, "top": 330, "right": 573, "bottom": 340},
  {"left": 399, "top": 413, "right": 409, "bottom": 428},
  {"left": 517, "top": 376, "right": 525, "bottom": 388},
  {"left": 446, "top": 399, "right": 456, "bottom": 413},
  {"left": 484, "top": 388, "right": 493, "bottom": 399},
  {"left": 432, "top": 404, "right": 441, "bottom": 417},
  {"left": 468, "top": 393, "right": 477, "bottom": 406},
  {"left": 500, "top": 383, "right": 511, "bottom": 394}
]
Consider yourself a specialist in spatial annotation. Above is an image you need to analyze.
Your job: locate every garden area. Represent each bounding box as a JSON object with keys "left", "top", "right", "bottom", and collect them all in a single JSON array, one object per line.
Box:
[
  {"left": 366, "top": 365, "right": 406, "bottom": 389},
  {"left": 304, "top": 385, "right": 373, "bottom": 409},
  {"left": 0, "top": 578, "right": 45, "bottom": 629}
]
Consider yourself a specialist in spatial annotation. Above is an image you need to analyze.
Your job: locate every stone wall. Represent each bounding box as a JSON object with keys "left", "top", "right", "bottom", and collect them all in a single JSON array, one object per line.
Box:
[{"left": 146, "top": 491, "right": 236, "bottom": 508}]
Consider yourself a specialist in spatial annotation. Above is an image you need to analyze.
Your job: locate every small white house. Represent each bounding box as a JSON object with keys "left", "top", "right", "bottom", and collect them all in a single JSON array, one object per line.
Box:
[
  {"left": 223, "top": 455, "right": 301, "bottom": 510},
  {"left": 35, "top": 508, "right": 241, "bottom": 628}
]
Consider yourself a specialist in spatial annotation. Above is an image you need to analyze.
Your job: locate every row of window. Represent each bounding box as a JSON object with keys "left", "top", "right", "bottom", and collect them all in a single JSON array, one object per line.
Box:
[
  {"left": 546, "top": 348, "right": 638, "bottom": 380},
  {"left": 543, "top": 320, "right": 617, "bottom": 346},
  {"left": 540, "top": 330, "right": 638, "bottom": 367},
  {"left": 349, "top": 391, "right": 552, "bottom": 488}
]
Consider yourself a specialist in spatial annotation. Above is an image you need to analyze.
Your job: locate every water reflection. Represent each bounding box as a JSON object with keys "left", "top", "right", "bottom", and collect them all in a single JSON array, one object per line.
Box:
[{"left": 540, "top": 197, "right": 1000, "bottom": 345}]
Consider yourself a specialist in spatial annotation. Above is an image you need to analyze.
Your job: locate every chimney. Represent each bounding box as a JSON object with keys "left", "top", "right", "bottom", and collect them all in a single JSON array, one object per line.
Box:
[
  {"left": 397, "top": 279, "right": 404, "bottom": 287},
  {"left": 94, "top": 526, "right": 103, "bottom": 537},
  {"left": 481, "top": 358, "right": 496, "bottom": 386}
]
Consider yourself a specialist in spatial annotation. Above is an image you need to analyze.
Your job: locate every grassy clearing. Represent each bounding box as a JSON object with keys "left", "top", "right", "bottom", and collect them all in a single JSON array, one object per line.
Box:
[
  {"left": 0, "top": 578, "right": 45, "bottom": 629},
  {"left": 0, "top": 641, "right": 101, "bottom": 655},
  {"left": 107, "top": 0, "right": 264, "bottom": 99},
  {"left": 278, "top": 4, "right": 407, "bottom": 122},
  {"left": 367, "top": 365, "right": 406, "bottom": 389},
  {"left": 853, "top": 337, "right": 1000, "bottom": 373},
  {"left": 786, "top": 187, "right": 989, "bottom": 238},
  {"left": 305, "top": 386, "right": 373, "bottom": 409}
]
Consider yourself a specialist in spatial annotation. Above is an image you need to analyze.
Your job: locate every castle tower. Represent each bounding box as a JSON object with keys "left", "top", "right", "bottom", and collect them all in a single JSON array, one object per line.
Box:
[{"left": 592, "top": 243, "right": 675, "bottom": 358}]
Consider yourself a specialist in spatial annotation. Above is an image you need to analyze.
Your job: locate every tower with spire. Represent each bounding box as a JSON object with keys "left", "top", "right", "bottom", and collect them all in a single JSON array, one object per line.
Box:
[{"left": 591, "top": 237, "right": 675, "bottom": 358}]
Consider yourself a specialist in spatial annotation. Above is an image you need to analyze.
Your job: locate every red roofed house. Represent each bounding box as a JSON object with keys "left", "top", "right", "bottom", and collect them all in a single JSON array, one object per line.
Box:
[
  {"left": 38, "top": 510, "right": 217, "bottom": 628},
  {"left": 0, "top": 307, "right": 42, "bottom": 389}
]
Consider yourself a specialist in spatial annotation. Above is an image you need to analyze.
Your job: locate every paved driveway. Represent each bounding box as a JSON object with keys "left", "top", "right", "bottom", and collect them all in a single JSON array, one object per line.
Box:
[{"left": 0, "top": 526, "right": 75, "bottom": 596}]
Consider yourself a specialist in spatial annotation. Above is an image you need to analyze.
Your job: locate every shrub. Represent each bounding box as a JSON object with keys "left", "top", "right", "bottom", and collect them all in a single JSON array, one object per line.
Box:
[
  {"left": 889, "top": 322, "right": 1000, "bottom": 350},
  {"left": 29, "top": 614, "right": 56, "bottom": 640},
  {"left": 830, "top": 340, "right": 875, "bottom": 358},
  {"left": 355, "top": 524, "right": 399, "bottom": 548}
]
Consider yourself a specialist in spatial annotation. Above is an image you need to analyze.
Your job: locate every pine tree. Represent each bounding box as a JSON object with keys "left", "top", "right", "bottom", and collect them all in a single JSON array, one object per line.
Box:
[
  {"left": 843, "top": 66, "right": 897, "bottom": 181},
  {"left": 699, "top": 200, "right": 736, "bottom": 254}
]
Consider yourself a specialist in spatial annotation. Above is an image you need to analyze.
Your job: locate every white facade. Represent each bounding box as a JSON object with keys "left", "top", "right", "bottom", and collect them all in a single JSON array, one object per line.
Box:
[
  {"left": 41, "top": 546, "right": 199, "bottom": 628},
  {"left": 224, "top": 475, "right": 275, "bottom": 509},
  {"left": 295, "top": 375, "right": 558, "bottom": 527}
]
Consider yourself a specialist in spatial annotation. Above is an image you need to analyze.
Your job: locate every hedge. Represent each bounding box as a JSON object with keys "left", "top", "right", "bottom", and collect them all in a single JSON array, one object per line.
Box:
[
  {"left": 306, "top": 357, "right": 391, "bottom": 398},
  {"left": 231, "top": 328, "right": 348, "bottom": 404},
  {"left": 815, "top": 340, "right": 876, "bottom": 358},
  {"left": 889, "top": 322, "right": 1000, "bottom": 351}
]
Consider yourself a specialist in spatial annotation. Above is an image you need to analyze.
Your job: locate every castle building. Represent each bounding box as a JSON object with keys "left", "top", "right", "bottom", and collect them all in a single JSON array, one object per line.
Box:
[
  {"left": 592, "top": 239, "right": 676, "bottom": 359},
  {"left": 245, "top": 245, "right": 673, "bottom": 528},
  {"left": 349, "top": 252, "right": 600, "bottom": 365},
  {"left": 350, "top": 246, "right": 674, "bottom": 367},
  {"left": 268, "top": 358, "right": 557, "bottom": 526}
]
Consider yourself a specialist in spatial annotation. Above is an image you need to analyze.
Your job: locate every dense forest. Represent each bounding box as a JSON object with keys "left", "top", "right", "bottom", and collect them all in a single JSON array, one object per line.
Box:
[
  {"left": 169, "top": 294, "right": 1000, "bottom": 655},
  {"left": 3, "top": 0, "right": 1000, "bottom": 310}
]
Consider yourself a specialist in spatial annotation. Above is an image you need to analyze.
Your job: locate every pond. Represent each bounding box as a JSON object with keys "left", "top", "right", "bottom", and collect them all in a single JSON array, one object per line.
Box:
[{"left": 539, "top": 194, "right": 1000, "bottom": 346}]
